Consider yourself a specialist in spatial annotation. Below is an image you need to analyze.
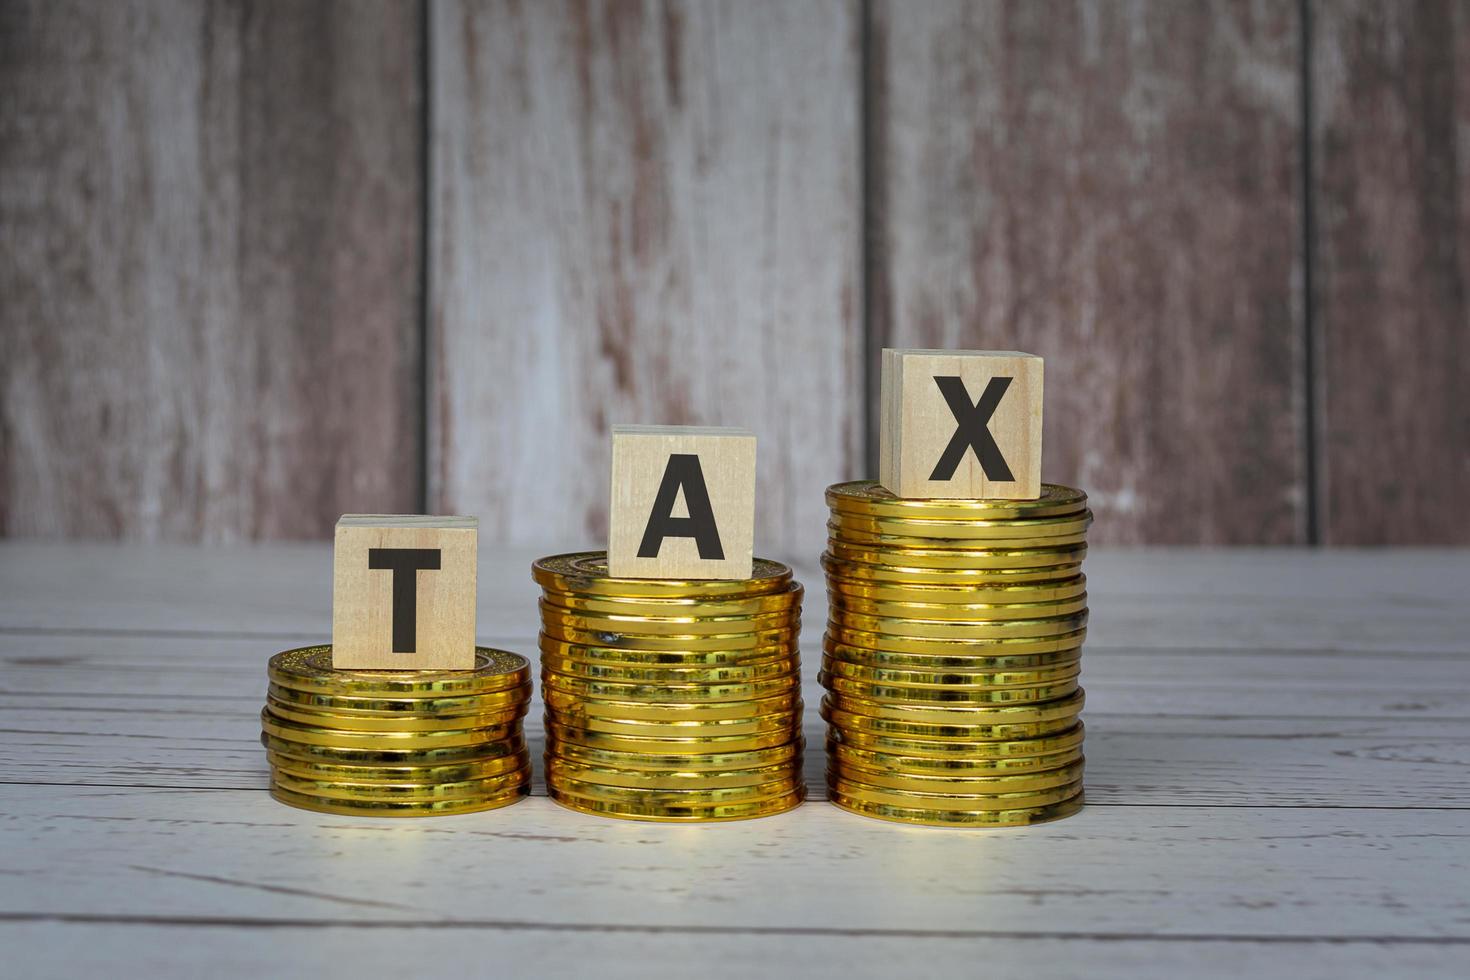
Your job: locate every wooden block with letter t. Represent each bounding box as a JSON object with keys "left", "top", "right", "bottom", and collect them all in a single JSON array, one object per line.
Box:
[
  {"left": 608, "top": 425, "right": 757, "bottom": 580},
  {"left": 879, "top": 349, "right": 1044, "bottom": 499},
  {"left": 331, "top": 515, "right": 478, "bottom": 669}
]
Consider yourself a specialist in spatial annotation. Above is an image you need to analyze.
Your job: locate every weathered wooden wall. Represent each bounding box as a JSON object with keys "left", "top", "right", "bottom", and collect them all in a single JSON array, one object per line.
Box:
[
  {"left": 869, "top": 0, "right": 1306, "bottom": 544},
  {"left": 1310, "top": 0, "right": 1470, "bottom": 545},
  {"left": 0, "top": 0, "right": 423, "bottom": 540},
  {"left": 1, "top": 0, "right": 1465, "bottom": 547},
  {"left": 428, "top": 0, "right": 862, "bottom": 561}
]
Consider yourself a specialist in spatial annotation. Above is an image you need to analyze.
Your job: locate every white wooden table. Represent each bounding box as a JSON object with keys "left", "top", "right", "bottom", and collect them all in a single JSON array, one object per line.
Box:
[{"left": 2, "top": 543, "right": 1467, "bottom": 977}]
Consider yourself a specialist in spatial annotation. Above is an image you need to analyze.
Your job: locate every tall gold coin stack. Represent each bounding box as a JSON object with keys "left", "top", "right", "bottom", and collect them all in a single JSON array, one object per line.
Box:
[
  {"left": 820, "top": 481, "right": 1090, "bottom": 827},
  {"left": 532, "top": 552, "right": 806, "bottom": 821},
  {"left": 261, "top": 645, "right": 533, "bottom": 816}
]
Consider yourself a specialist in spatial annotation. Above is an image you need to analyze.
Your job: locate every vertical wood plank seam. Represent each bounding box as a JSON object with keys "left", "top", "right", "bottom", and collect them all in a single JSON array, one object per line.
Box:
[
  {"left": 859, "top": 0, "right": 880, "bottom": 479},
  {"left": 416, "top": 0, "right": 433, "bottom": 515},
  {"left": 1299, "top": 0, "right": 1323, "bottom": 546}
]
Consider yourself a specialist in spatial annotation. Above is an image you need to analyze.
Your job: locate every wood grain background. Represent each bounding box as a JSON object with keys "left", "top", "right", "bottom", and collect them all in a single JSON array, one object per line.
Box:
[
  {"left": 0, "top": 0, "right": 423, "bottom": 540},
  {"left": 2, "top": 0, "right": 1465, "bottom": 548},
  {"left": 870, "top": 0, "right": 1305, "bottom": 544},
  {"left": 1309, "top": 0, "right": 1469, "bottom": 545},
  {"left": 429, "top": 0, "right": 861, "bottom": 562}
]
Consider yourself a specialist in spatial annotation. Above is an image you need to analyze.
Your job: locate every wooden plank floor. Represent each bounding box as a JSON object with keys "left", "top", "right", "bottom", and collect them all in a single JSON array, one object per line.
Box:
[{"left": 1, "top": 543, "right": 1466, "bottom": 977}]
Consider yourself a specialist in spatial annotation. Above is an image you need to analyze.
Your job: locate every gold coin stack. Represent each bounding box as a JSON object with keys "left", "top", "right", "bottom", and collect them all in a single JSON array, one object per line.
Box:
[
  {"left": 261, "top": 645, "right": 533, "bottom": 816},
  {"left": 532, "top": 552, "right": 806, "bottom": 821},
  {"left": 820, "top": 481, "right": 1090, "bottom": 827}
]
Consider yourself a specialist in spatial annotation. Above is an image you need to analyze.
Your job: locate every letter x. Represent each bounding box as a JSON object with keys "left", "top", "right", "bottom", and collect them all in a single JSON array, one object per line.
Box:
[{"left": 928, "top": 375, "right": 1015, "bottom": 482}]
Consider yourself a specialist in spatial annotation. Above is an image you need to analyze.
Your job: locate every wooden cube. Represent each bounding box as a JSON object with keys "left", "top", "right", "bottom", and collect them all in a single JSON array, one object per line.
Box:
[
  {"left": 608, "top": 425, "right": 756, "bottom": 580},
  {"left": 331, "top": 515, "right": 478, "bottom": 669},
  {"left": 879, "top": 349, "right": 1043, "bottom": 499}
]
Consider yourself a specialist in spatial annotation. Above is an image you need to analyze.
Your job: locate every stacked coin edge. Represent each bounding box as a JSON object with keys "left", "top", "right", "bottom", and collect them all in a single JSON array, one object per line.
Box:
[
  {"left": 820, "top": 481, "right": 1089, "bottom": 827},
  {"left": 533, "top": 551, "right": 806, "bottom": 822},
  {"left": 262, "top": 644, "right": 534, "bottom": 816}
]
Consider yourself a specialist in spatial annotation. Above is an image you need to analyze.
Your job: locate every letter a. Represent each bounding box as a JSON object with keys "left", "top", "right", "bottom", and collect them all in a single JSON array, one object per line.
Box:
[{"left": 637, "top": 454, "right": 725, "bottom": 559}]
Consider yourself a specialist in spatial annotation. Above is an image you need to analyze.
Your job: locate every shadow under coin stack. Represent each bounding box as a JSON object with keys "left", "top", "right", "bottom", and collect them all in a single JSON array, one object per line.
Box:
[
  {"left": 820, "top": 482, "right": 1090, "bottom": 826},
  {"left": 532, "top": 552, "right": 806, "bottom": 821},
  {"left": 261, "top": 645, "right": 533, "bottom": 816}
]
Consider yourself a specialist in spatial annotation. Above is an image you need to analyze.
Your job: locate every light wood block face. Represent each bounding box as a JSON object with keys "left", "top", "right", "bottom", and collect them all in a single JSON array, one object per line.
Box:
[
  {"left": 331, "top": 516, "right": 478, "bottom": 670},
  {"left": 608, "top": 426, "right": 757, "bottom": 580},
  {"left": 879, "top": 349, "right": 1043, "bottom": 499}
]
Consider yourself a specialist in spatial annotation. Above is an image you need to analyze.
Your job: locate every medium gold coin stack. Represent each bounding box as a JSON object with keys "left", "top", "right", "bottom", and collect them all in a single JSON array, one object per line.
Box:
[
  {"left": 261, "top": 645, "right": 533, "bottom": 816},
  {"left": 532, "top": 552, "right": 806, "bottom": 821},
  {"left": 820, "top": 481, "right": 1090, "bottom": 827}
]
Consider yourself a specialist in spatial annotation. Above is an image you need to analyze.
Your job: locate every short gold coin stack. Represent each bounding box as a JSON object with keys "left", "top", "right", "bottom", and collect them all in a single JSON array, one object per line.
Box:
[
  {"left": 261, "top": 645, "right": 533, "bottom": 816},
  {"left": 820, "top": 482, "right": 1090, "bottom": 827},
  {"left": 533, "top": 552, "right": 805, "bottom": 821}
]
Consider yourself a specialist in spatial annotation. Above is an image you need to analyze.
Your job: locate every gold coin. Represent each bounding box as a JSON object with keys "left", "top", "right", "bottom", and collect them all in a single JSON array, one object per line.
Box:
[
  {"left": 829, "top": 505, "right": 1093, "bottom": 537},
  {"left": 828, "top": 591, "right": 1088, "bottom": 622},
  {"left": 821, "top": 652, "right": 1081, "bottom": 688},
  {"left": 830, "top": 529, "right": 1091, "bottom": 552},
  {"left": 830, "top": 525, "right": 1090, "bottom": 552},
  {"left": 827, "top": 722, "right": 1086, "bottom": 760},
  {"left": 826, "top": 624, "right": 1087, "bottom": 657},
  {"left": 540, "top": 652, "right": 799, "bottom": 684},
  {"left": 266, "top": 682, "right": 531, "bottom": 716},
  {"left": 829, "top": 757, "right": 1084, "bottom": 794},
  {"left": 826, "top": 573, "right": 1086, "bottom": 605},
  {"left": 829, "top": 789, "right": 1083, "bottom": 827},
  {"left": 265, "top": 694, "right": 527, "bottom": 732},
  {"left": 549, "top": 737, "right": 803, "bottom": 772},
  {"left": 545, "top": 757, "right": 800, "bottom": 791},
  {"left": 828, "top": 773, "right": 1083, "bottom": 811},
  {"left": 826, "top": 689, "right": 1085, "bottom": 725},
  {"left": 828, "top": 511, "right": 1093, "bottom": 541},
  {"left": 830, "top": 609, "right": 1088, "bottom": 640},
  {"left": 547, "top": 771, "right": 803, "bottom": 806},
  {"left": 267, "top": 645, "right": 530, "bottom": 698},
  {"left": 271, "top": 765, "right": 529, "bottom": 803},
  {"left": 533, "top": 552, "right": 793, "bottom": 598},
  {"left": 268, "top": 748, "right": 529, "bottom": 785},
  {"left": 827, "top": 737, "right": 1082, "bottom": 774},
  {"left": 541, "top": 668, "right": 801, "bottom": 704},
  {"left": 260, "top": 730, "right": 525, "bottom": 767},
  {"left": 539, "top": 601, "right": 798, "bottom": 637},
  {"left": 820, "top": 696, "right": 1081, "bottom": 741},
  {"left": 542, "top": 688, "right": 801, "bottom": 722},
  {"left": 545, "top": 719, "right": 797, "bottom": 755},
  {"left": 545, "top": 705, "right": 801, "bottom": 739},
  {"left": 539, "top": 633, "right": 797, "bottom": 668},
  {"left": 542, "top": 621, "right": 799, "bottom": 652},
  {"left": 270, "top": 782, "right": 528, "bottom": 817},
  {"left": 819, "top": 670, "right": 1080, "bottom": 705},
  {"left": 261, "top": 707, "right": 519, "bottom": 749},
  {"left": 826, "top": 481, "right": 1088, "bottom": 521},
  {"left": 827, "top": 540, "right": 1089, "bottom": 570},
  {"left": 539, "top": 585, "right": 802, "bottom": 618},
  {"left": 821, "top": 553, "right": 1085, "bottom": 585},
  {"left": 549, "top": 786, "right": 804, "bottom": 822},
  {"left": 823, "top": 634, "right": 1084, "bottom": 671}
]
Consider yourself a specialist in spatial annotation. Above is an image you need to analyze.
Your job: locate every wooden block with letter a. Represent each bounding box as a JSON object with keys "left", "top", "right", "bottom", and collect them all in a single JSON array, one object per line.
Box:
[
  {"left": 332, "top": 515, "right": 478, "bottom": 669},
  {"left": 879, "top": 349, "right": 1044, "bottom": 499},
  {"left": 608, "top": 425, "right": 757, "bottom": 580}
]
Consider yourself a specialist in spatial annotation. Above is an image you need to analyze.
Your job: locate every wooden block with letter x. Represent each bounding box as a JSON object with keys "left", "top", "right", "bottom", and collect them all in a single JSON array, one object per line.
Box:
[
  {"left": 331, "top": 515, "right": 478, "bottom": 669},
  {"left": 879, "top": 349, "right": 1044, "bottom": 499},
  {"left": 608, "top": 425, "right": 757, "bottom": 580}
]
